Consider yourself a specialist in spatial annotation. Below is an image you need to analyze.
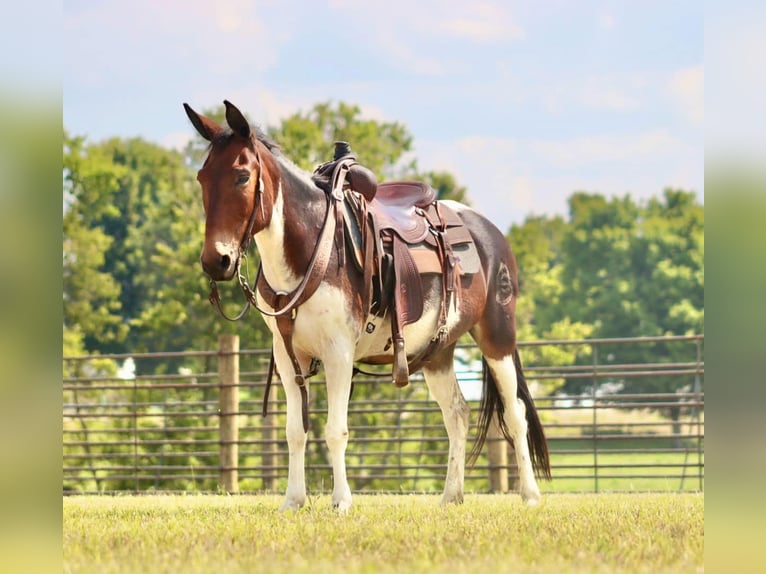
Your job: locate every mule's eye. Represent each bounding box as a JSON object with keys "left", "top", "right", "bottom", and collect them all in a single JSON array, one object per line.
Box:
[{"left": 236, "top": 172, "right": 250, "bottom": 186}]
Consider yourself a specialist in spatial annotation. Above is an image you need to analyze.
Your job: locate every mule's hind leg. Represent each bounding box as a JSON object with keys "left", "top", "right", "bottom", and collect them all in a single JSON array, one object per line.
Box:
[
  {"left": 422, "top": 345, "right": 470, "bottom": 505},
  {"left": 484, "top": 354, "right": 542, "bottom": 505}
]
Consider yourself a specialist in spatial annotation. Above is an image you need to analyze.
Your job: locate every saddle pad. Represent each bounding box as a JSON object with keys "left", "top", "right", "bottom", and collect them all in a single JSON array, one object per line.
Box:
[
  {"left": 409, "top": 240, "right": 481, "bottom": 276},
  {"left": 343, "top": 190, "right": 481, "bottom": 276}
]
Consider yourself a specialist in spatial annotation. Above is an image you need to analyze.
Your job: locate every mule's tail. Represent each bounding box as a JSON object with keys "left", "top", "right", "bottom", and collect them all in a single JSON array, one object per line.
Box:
[{"left": 469, "top": 349, "right": 551, "bottom": 480}]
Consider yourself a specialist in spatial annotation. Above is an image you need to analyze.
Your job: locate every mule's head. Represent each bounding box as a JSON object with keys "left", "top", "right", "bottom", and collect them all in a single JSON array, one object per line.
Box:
[{"left": 184, "top": 100, "right": 268, "bottom": 281}]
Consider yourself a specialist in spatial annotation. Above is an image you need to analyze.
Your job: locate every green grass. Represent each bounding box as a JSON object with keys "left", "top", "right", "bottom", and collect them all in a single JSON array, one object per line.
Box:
[{"left": 63, "top": 493, "right": 703, "bottom": 574}]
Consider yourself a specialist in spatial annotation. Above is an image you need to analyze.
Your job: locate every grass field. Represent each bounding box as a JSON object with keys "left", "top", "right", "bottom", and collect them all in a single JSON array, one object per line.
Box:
[{"left": 63, "top": 493, "right": 703, "bottom": 574}]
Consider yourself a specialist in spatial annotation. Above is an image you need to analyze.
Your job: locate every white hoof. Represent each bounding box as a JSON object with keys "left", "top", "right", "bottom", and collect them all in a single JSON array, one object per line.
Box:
[
  {"left": 440, "top": 492, "right": 464, "bottom": 506},
  {"left": 332, "top": 484, "right": 352, "bottom": 513},
  {"left": 520, "top": 486, "right": 542, "bottom": 506},
  {"left": 333, "top": 498, "right": 352, "bottom": 514},
  {"left": 280, "top": 497, "right": 305, "bottom": 512}
]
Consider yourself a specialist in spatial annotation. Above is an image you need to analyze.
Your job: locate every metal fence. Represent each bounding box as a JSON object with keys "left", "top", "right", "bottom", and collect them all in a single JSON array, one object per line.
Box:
[{"left": 62, "top": 335, "right": 704, "bottom": 495}]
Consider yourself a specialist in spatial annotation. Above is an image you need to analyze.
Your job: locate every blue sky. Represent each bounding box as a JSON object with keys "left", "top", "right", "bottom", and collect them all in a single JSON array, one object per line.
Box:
[{"left": 64, "top": 1, "right": 703, "bottom": 231}]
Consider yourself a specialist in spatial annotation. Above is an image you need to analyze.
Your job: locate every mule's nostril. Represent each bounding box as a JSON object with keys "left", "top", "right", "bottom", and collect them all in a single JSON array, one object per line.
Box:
[{"left": 220, "top": 254, "right": 231, "bottom": 270}]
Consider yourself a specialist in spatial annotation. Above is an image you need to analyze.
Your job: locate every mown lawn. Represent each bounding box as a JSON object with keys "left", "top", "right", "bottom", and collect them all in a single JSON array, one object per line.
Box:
[{"left": 63, "top": 493, "right": 703, "bottom": 574}]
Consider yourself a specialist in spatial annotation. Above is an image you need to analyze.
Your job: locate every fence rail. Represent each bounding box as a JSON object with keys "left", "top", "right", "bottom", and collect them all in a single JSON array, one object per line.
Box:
[{"left": 63, "top": 335, "right": 704, "bottom": 495}]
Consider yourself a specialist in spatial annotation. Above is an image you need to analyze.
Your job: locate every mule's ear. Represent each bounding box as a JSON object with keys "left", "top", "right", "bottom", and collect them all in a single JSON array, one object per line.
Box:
[
  {"left": 183, "top": 103, "right": 222, "bottom": 142},
  {"left": 223, "top": 100, "right": 252, "bottom": 140}
]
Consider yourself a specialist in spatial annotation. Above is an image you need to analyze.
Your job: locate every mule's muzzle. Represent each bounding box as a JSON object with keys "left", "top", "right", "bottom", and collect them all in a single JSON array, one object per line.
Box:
[{"left": 200, "top": 249, "right": 238, "bottom": 281}]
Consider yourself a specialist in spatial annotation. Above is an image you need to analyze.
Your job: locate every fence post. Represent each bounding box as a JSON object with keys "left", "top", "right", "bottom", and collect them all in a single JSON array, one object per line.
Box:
[
  {"left": 487, "top": 414, "right": 509, "bottom": 493},
  {"left": 218, "top": 334, "right": 239, "bottom": 493}
]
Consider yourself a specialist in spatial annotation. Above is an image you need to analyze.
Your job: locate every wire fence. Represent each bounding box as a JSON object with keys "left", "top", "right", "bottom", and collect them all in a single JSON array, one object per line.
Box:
[{"left": 63, "top": 335, "right": 704, "bottom": 495}]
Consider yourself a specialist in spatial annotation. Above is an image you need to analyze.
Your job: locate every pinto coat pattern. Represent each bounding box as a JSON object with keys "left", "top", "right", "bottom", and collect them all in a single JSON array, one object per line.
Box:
[{"left": 185, "top": 100, "right": 550, "bottom": 511}]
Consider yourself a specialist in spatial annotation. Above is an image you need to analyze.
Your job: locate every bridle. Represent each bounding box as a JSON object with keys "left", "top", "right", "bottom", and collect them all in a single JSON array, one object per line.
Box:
[
  {"left": 206, "top": 147, "right": 266, "bottom": 322},
  {"left": 206, "top": 148, "right": 345, "bottom": 325},
  {"left": 204, "top": 145, "right": 349, "bottom": 433}
]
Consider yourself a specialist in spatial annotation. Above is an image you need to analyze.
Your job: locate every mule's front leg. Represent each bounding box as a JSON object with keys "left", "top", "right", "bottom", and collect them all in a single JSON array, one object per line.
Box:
[
  {"left": 273, "top": 342, "right": 311, "bottom": 511},
  {"left": 323, "top": 351, "right": 354, "bottom": 512}
]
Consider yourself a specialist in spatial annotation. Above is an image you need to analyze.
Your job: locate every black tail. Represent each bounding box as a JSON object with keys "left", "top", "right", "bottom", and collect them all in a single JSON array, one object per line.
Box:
[{"left": 469, "top": 349, "right": 551, "bottom": 480}]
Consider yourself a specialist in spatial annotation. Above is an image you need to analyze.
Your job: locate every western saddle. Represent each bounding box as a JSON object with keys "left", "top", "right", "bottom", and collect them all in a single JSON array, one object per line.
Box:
[{"left": 312, "top": 142, "right": 480, "bottom": 386}]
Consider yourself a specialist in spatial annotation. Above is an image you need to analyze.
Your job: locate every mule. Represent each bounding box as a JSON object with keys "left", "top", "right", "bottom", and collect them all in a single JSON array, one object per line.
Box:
[{"left": 184, "top": 100, "right": 550, "bottom": 511}]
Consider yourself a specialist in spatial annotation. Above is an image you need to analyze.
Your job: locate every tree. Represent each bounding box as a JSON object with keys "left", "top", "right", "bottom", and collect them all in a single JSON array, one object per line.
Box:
[
  {"left": 506, "top": 189, "right": 703, "bottom": 400},
  {"left": 63, "top": 133, "right": 246, "bottom": 363},
  {"left": 417, "top": 170, "right": 470, "bottom": 203},
  {"left": 557, "top": 190, "right": 703, "bottom": 396},
  {"left": 63, "top": 133, "right": 128, "bottom": 351},
  {"left": 270, "top": 101, "right": 414, "bottom": 178},
  {"left": 509, "top": 214, "right": 594, "bottom": 396}
]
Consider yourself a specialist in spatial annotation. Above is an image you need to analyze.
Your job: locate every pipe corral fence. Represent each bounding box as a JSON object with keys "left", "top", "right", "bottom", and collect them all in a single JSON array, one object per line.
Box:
[{"left": 63, "top": 335, "right": 704, "bottom": 495}]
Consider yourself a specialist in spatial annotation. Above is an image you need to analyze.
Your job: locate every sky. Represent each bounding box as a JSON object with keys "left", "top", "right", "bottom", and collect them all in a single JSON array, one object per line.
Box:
[{"left": 63, "top": 0, "right": 703, "bottom": 232}]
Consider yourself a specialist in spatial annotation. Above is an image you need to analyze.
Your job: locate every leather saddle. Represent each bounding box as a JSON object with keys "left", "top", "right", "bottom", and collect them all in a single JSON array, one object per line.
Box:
[
  {"left": 314, "top": 154, "right": 479, "bottom": 387},
  {"left": 369, "top": 182, "right": 435, "bottom": 243}
]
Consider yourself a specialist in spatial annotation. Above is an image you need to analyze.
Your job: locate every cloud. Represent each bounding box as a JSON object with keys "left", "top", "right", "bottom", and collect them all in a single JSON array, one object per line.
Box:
[
  {"left": 325, "top": 0, "right": 524, "bottom": 75},
  {"left": 670, "top": 65, "right": 704, "bottom": 126},
  {"left": 162, "top": 131, "right": 194, "bottom": 151},
  {"left": 436, "top": 2, "right": 525, "bottom": 42},
  {"left": 415, "top": 129, "right": 701, "bottom": 231},
  {"left": 370, "top": 29, "right": 448, "bottom": 76},
  {"left": 542, "top": 73, "right": 649, "bottom": 115},
  {"left": 528, "top": 129, "right": 688, "bottom": 169},
  {"left": 598, "top": 13, "right": 615, "bottom": 31},
  {"left": 579, "top": 76, "right": 642, "bottom": 111},
  {"left": 332, "top": 0, "right": 524, "bottom": 42},
  {"left": 64, "top": 0, "right": 288, "bottom": 86}
]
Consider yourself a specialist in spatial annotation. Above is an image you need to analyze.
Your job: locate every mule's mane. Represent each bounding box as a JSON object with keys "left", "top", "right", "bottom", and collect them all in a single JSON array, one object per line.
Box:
[{"left": 210, "top": 125, "right": 281, "bottom": 155}]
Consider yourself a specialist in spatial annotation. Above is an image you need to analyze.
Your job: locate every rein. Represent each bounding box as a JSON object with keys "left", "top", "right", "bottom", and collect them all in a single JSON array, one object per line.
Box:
[
  {"left": 206, "top": 151, "right": 351, "bottom": 433},
  {"left": 207, "top": 154, "right": 348, "bottom": 322},
  {"left": 207, "top": 146, "right": 265, "bottom": 322}
]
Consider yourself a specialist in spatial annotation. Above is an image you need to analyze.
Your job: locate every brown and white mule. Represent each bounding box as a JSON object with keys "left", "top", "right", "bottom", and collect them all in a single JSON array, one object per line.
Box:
[{"left": 184, "top": 100, "right": 550, "bottom": 511}]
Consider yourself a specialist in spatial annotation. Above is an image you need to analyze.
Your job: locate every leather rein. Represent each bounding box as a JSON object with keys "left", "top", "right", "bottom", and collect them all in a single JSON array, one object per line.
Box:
[
  {"left": 206, "top": 152, "right": 346, "bottom": 322},
  {"left": 205, "top": 150, "right": 351, "bottom": 432}
]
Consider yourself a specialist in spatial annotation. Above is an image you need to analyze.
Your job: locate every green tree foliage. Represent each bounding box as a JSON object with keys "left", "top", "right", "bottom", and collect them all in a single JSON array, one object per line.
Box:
[
  {"left": 559, "top": 189, "right": 704, "bottom": 340},
  {"left": 64, "top": 101, "right": 451, "bottom": 363},
  {"left": 509, "top": 188, "right": 704, "bottom": 397},
  {"left": 63, "top": 134, "right": 128, "bottom": 350},
  {"left": 418, "top": 170, "right": 470, "bottom": 204},
  {"left": 63, "top": 102, "right": 704, "bottom": 492},
  {"left": 64, "top": 105, "right": 704, "bottom": 378},
  {"left": 63, "top": 132, "right": 256, "bottom": 364},
  {"left": 270, "top": 101, "right": 414, "bottom": 177}
]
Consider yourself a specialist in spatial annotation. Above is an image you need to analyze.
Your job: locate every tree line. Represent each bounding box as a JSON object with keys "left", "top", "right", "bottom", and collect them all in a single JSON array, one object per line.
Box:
[
  {"left": 63, "top": 99, "right": 703, "bottom": 399},
  {"left": 63, "top": 100, "right": 703, "bottom": 492}
]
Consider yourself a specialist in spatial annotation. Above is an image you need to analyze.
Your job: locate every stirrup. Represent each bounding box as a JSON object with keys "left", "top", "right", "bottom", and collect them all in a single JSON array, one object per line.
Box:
[{"left": 392, "top": 337, "right": 409, "bottom": 387}]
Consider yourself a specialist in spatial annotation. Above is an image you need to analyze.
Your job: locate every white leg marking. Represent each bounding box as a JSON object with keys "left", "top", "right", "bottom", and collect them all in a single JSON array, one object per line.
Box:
[
  {"left": 485, "top": 355, "right": 542, "bottom": 505},
  {"left": 273, "top": 340, "right": 309, "bottom": 512},
  {"left": 423, "top": 363, "right": 469, "bottom": 505},
  {"left": 323, "top": 348, "right": 354, "bottom": 513},
  {"left": 287, "top": 284, "right": 358, "bottom": 512}
]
